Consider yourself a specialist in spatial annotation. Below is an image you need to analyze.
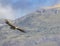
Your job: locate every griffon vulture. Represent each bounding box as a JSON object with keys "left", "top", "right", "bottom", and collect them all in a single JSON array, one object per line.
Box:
[{"left": 5, "top": 19, "right": 26, "bottom": 33}]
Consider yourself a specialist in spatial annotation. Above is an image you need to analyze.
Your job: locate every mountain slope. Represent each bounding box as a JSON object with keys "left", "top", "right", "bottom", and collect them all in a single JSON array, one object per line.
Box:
[
  {"left": 15, "top": 7, "right": 60, "bottom": 34},
  {"left": 0, "top": 7, "right": 60, "bottom": 46}
]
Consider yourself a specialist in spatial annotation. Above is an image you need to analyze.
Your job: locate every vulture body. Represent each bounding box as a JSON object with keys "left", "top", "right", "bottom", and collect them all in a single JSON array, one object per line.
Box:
[{"left": 5, "top": 19, "right": 26, "bottom": 33}]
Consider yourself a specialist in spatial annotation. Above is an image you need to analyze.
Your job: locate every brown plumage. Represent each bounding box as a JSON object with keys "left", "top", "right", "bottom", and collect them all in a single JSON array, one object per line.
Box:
[{"left": 5, "top": 19, "right": 26, "bottom": 33}]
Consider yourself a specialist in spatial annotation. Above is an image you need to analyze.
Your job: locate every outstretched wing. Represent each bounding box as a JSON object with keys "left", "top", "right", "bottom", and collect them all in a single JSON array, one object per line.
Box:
[
  {"left": 5, "top": 19, "right": 16, "bottom": 29},
  {"left": 16, "top": 27, "right": 26, "bottom": 33},
  {"left": 5, "top": 19, "right": 13, "bottom": 26}
]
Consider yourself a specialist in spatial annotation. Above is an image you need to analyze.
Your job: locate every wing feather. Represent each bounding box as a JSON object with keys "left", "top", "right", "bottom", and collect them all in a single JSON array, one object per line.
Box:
[{"left": 16, "top": 27, "right": 26, "bottom": 33}]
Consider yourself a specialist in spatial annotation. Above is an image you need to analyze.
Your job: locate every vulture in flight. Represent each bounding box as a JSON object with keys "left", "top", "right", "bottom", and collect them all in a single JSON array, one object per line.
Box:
[{"left": 5, "top": 19, "right": 26, "bottom": 33}]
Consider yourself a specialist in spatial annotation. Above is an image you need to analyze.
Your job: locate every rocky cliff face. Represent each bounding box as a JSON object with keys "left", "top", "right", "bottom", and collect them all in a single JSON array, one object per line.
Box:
[{"left": 0, "top": 7, "right": 60, "bottom": 46}]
